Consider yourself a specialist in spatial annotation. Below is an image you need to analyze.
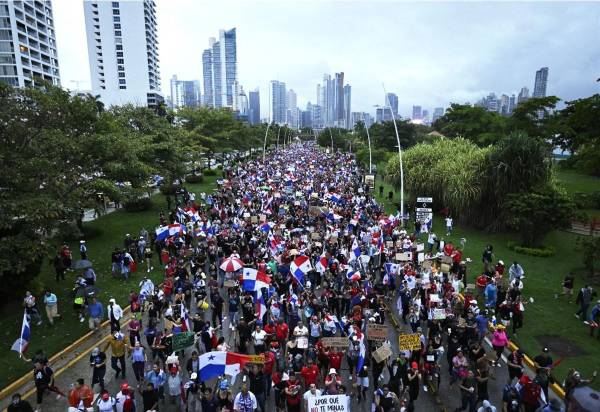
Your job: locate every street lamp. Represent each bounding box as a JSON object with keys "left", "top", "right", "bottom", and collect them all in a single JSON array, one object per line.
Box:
[
  {"left": 363, "top": 114, "right": 373, "bottom": 174},
  {"left": 262, "top": 122, "right": 271, "bottom": 164},
  {"left": 377, "top": 84, "right": 404, "bottom": 225}
]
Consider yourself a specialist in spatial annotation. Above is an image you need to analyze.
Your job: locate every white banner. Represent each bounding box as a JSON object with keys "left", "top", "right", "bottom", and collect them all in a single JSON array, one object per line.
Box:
[{"left": 308, "top": 395, "right": 348, "bottom": 412}]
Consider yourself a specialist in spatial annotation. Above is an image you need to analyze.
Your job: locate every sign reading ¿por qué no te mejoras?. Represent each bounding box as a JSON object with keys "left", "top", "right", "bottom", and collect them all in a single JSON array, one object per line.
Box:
[{"left": 308, "top": 395, "right": 348, "bottom": 412}]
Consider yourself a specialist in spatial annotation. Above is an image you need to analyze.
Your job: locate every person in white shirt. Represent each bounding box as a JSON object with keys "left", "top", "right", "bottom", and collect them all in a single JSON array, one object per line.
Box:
[
  {"left": 96, "top": 391, "right": 116, "bottom": 412},
  {"left": 477, "top": 399, "right": 497, "bottom": 412},
  {"left": 107, "top": 299, "right": 123, "bottom": 332},
  {"left": 445, "top": 216, "right": 453, "bottom": 235},
  {"left": 251, "top": 324, "right": 267, "bottom": 354},
  {"left": 509, "top": 262, "right": 525, "bottom": 283},
  {"left": 303, "top": 384, "right": 322, "bottom": 411},
  {"left": 233, "top": 384, "right": 257, "bottom": 412}
]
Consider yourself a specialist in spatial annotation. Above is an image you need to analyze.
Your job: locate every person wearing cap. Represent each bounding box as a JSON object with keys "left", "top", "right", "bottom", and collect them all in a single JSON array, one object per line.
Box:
[
  {"left": 115, "top": 383, "right": 135, "bottom": 412},
  {"left": 406, "top": 361, "right": 421, "bottom": 410},
  {"left": 103, "top": 331, "right": 129, "bottom": 379},
  {"left": 95, "top": 390, "right": 116, "bottom": 412},
  {"left": 165, "top": 366, "right": 183, "bottom": 411},
  {"left": 107, "top": 298, "right": 123, "bottom": 333},
  {"left": 89, "top": 347, "right": 107, "bottom": 391},
  {"left": 233, "top": 383, "right": 258, "bottom": 412},
  {"left": 7, "top": 393, "right": 33, "bottom": 412}
]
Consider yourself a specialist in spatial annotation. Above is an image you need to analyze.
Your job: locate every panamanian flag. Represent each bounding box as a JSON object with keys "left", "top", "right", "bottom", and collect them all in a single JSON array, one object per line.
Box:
[
  {"left": 155, "top": 223, "right": 187, "bottom": 241},
  {"left": 241, "top": 268, "right": 272, "bottom": 292},
  {"left": 256, "top": 289, "right": 268, "bottom": 321},
  {"left": 199, "top": 351, "right": 263, "bottom": 382},
  {"left": 11, "top": 311, "right": 30, "bottom": 356},
  {"left": 315, "top": 255, "right": 329, "bottom": 274},
  {"left": 290, "top": 255, "right": 312, "bottom": 285},
  {"left": 348, "top": 239, "right": 361, "bottom": 263}
]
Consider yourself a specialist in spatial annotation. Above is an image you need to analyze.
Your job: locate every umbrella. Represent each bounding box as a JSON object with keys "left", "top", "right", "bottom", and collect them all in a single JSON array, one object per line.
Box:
[
  {"left": 72, "top": 259, "right": 93, "bottom": 270},
  {"left": 220, "top": 256, "right": 244, "bottom": 272},
  {"left": 568, "top": 385, "right": 600, "bottom": 412}
]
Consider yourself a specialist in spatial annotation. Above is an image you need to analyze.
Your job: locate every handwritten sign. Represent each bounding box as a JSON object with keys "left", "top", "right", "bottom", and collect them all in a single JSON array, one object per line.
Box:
[
  {"left": 308, "top": 395, "right": 348, "bottom": 412},
  {"left": 172, "top": 331, "right": 195, "bottom": 352},
  {"left": 372, "top": 344, "right": 393, "bottom": 363},
  {"left": 367, "top": 323, "right": 388, "bottom": 341},
  {"left": 321, "top": 337, "right": 348, "bottom": 348},
  {"left": 433, "top": 308, "right": 446, "bottom": 320},
  {"left": 398, "top": 333, "right": 421, "bottom": 351}
]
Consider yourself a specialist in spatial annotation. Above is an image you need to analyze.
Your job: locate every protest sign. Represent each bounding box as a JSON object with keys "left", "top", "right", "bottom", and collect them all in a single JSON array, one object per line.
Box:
[
  {"left": 372, "top": 344, "right": 393, "bottom": 363},
  {"left": 172, "top": 331, "right": 195, "bottom": 352},
  {"left": 433, "top": 308, "right": 446, "bottom": 320},
  {"left": 321, "top": 337, "right": 349, "bottom": 348},
  {"left": 367, "top": 323, "right": 388, "bottom": 341},
  {"left": 250, "top": 216, "right": 258, "bottom": 223},
  {"left": 398, "top": 333, "right": 421, "bottom": 351},
  {"left": 308, "top": 395, "right": 348, "bottom": 412}
]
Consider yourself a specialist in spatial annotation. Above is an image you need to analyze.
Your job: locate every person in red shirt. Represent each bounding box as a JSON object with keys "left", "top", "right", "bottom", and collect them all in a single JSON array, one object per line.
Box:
[
  {"left": 443, "top": 241, "right": 454, "bottom": 256},
  {"left": 264, "top": 320, "right": 276, "bottom": 347},
  {"left": 325, "top": 348, "right": 343, "bottom": 372},
  {"left": 275, "top": 318, "right": 288, "bottom": 348},
  {"left": 284, "top": 375, "right": 302, "bottom": 412},
  {"left": 300, "top": 358, "right": 320, "bottom": 387},
  {"left": 263, "top": 348, "right": 276, "bottom": 397},
  {"left": 324, "top": 369, "right": 342, "bottom": 394},
  {"left": 451, "top": 248, "right": 462, "bottom": 272},
  {"left": 315, "top": 339, "right": 329, "bottom": 376},
  {"left": 475, "top": 273, "right": 488, "bottom": 298}
]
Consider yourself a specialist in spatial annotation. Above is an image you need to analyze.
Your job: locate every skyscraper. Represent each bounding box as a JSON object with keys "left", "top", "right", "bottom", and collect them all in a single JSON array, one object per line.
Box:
[
  {"left": 517, "top": 87, "right": 529, "bottom": 104},
  {"left": 0, "top": 0, "right": 61, "bottom": 87},
  {"left": 248, "top": 89, "right": 260, "bottom": 125},
  {"left": 499, "top": 94, "right": 510, "bottom": 116},
  {"left": 201, "top": 28, "right": 238, "bottom": 109},
  {"left": 508, "top": 94, "right": 516, "bottom": 114},
  {"left": 533, "top": 67, "right": 549, "bottom": 98},
  {"left": 412, "top": 106, "right": 422, "bottom": 120},
  {"left": 375, "top": 107, "right": 384, "bottom": 123},
  {"left": 169, "top": 75, "right": 200, "bottom": 109},
  {"left": 269, "top": 80, "right": 286, "bottom": 124},
  {"left": 432, "top": 107, "right": 445, "bottom": 123},
  {"left": 343, "top": 85, "right": 351, "bottom": 129},
  {"left": 386, "top": 93, "right": 398, "bottom": 116},
  {"left": 286, "top": 89, "right": 297, "bottom": 127},
  {"left": 84, "top": 0, "right": 162, "bottom": 108},
  {"left": 334, "top": 72, "right": 344, "bottom": 125}
]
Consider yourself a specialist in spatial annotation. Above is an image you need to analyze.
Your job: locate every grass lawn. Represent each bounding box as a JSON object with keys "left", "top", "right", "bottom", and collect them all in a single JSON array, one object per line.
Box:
[
  {"left": 0, "top": 176, "right": 219, "bottom": 390},
  {"left": 555, "top": 169, "right": 600, "bottom": 194},
  {"left": 374, "top": 177, "right": 600, "bottom": 389}
]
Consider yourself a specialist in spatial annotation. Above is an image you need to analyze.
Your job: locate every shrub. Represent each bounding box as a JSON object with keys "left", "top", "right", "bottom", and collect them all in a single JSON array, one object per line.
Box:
[
  {"left": 507, "top": 241, "right": 556, "bottom": 257},
  {"left": 203, "top": 169, "right": 217, "bottom": 176},
  {"left": 185, "top": 174, "right": 204, "bottom": 183},
  {"left": 25, "top": 277, "right": 46, "bottom": 296},
  {"left": 159, "top": 183, "right": 179, "bottom": 195},
  {"left": 123, "top": 197, "right": 153, "bottom": 212}
]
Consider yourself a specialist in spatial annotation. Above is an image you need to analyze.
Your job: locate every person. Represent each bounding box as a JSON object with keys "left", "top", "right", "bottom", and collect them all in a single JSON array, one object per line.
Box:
[
  {"left": 144, "top": 362, "right": 166, "bottom": 402},
  {"left": 375, "top": 385, "right": 398, "bottom": 412},
  {"left": 33, "top": 361, "right": 65, "bottom": 411},
  {"left": 575, "top": 285, "right": 597, "bottom": 321},
  {"left": 68, "top": 379, "right": 93, "bottom": 411},
  {"left": 95, "top": 391, "right": 117, "bottom": 412},
  {"left": 233, "top": 383, "right": 258, "bottom": 412},
  {"left": 115, "top": 383, "right": 136, "bottom": 412},
  {"left": 201, "top": 387, "right": 219, "bottom": 412},
  {"left": 247, "top": 364, "right": 266, "bottom": 412},
  {"left": 23, "top": 291, "right": 43, "bottom": 326},
  {"left": 251, "top": 323, "right": 267, "bottom": 354},
  {"left": 454, "top": 370, "right": 477, "bottom": 412},
  {"left": 406, "top": 362, "right": 421, "bottom": 411},
  {"left": 506, "top": 349, "right": 524, "bottom": 383},
  {"left": 446, "top": 216, "right": 453, "bottom": 236},
  {"left": 165, "top": 367, "right": 184, "bottom": 411},
  {"left": 284, "top": 375, "right": 302, "bottom": 412},
  {"left": 502, "top": 383, "right": 521, "bottom": 412},
  {"left": 139, "top": 382, "right": 158, "bottom": 412},
  {"left": 130, "top": 340, "right": 146, "bottom": 383},
  {"left": 508, "top": 262, "right": 524, "bottom": 284},
  {"left": 476, "top": 399, "right": 496, "bottom": 412},
  {"left": 491, "top": 325, "right": 508, "bottom": 367},
  {"left": 52, "top": 251, "right": 67, "bottom": 282},
  {"left": 87, "top": 297, "right": 104, "bottom": 332},
  {"left": 107, "top": 298, "right": 124, "bottom": 332},
  {"left": 539, "top": 398, "right": 564, "bottom": 412},
  {"left": 302, "top": 383, "right": 322, "bottom": 412},
  {"left": 43, "top": 290, "right": 61, "bottom": 325},
  {"left": 300, "top": 358, "right": 320, "bottom": 388},
  {"left": 560, "top": 272, "right": 575, "bottom": 302},
  {"left": 482, "top": 245, "right": 494, "bottom": 275},
  {"left": 8, "top": 393, "right": 34, "bottom": 412},
  {"left": 216, "top": 379, "right": 234, "bottom": 411},
  {"left": 103, "top": 332, "right": 129, "bottom": 379},
  {"left": 90, "top": 347, "right": 107, "bottom": 392},
  {"left": 79, "top": 240, "right": 88, "bottom": 260}
]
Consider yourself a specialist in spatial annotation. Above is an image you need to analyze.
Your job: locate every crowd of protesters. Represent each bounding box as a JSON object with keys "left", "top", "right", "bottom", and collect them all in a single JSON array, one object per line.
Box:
[{"left": 19, "top": 143, "right": 599, "bottom": 412}]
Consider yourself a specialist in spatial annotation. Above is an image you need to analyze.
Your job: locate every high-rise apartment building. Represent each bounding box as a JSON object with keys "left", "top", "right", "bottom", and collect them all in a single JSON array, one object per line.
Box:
[
  {"left": 432, "top": 107, "right": 445, "bottom": 123},
  {"left": 248, "top": 89, "right": 260, "bottom": 125},
  {"left": 508, "top": 94, "right": 516, "bottom": 114},
  {"left": 201, "top": 28, "right": 237, "bottom": 109},
  {"left": 269, "top": 80, "right": 286, "bottom": 124},
  {"left": 343, "top": 84, "right": 351, "bottom": 129},
  {"left": 169, "top": 75, "right": 200, "bottom": 109},
  {"left": 412, "top": 105, "right": 422, "bottom": 120},
  {"left": 533, "top": 67, "right": 548, "bottom": 98},
  {"left": 84, "top": 0, "right": 162, "bottom": 108},
  {"left": 286, "top": 89, "right": 297, "bottom": 127},
  {"left": 318, "top": 72, "right": 350, "bottom": 127},
  {"left": 386, "top": 93, "right": 398, "bottom": 116},
  {"left": 517, "top": 87, "right": 529, "bottom": 104},
  {"left": 0, "top": 0, "right": 61, "bottom": 87}
]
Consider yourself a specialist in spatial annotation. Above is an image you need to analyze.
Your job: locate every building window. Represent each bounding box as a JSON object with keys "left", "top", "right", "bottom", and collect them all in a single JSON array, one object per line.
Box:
[
  {"left": 118, "top": 72, "right": 125, "bottom": 78},
  {"left": 117, "top": 65, "right": 124, "bottom": 71},
  {"left": 113, "top": 16, "right": 120, "bottom": 22},
  {"left": 118, "top": 79, "right": 126, "bottom": 84},
  {"left": 117, "top": 58, "right": 124, "bottom": 64},
  {"left": 116, "top": 51, "right": 123, "bottom": 57},
  {"left": 119, "top": 85, "right": 126, "bottom": 89},
  {"left": 114, "top": 23, "right": 121, "bottom": 29},
  {"left": 115, "top": 44, "right": 122, "bottom": 50},
  {"left": 114, "top": 30, "right": 121, "bottom": 36},
  {"left": 112, "top": 2, "right": 119, "bottom": 7},
  {"left": 112, "top": 9, "right": 119, "bottom": 15}
]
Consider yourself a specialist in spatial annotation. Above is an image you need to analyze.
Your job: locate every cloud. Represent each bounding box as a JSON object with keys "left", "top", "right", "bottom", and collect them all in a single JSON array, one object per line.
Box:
[{"left": 53, "top": 0, "right": 600, "bottom": 119}]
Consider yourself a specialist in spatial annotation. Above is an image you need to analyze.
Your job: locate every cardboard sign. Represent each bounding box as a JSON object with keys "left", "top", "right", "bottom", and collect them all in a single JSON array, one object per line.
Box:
[
  {"left": 296, "top": 337, "right": 309, "bottom": 349},
  {"left": 386, "top": 241, "right": 394, "bottom": 248},
  {"left": 250, "top": 216, "right": 258, "bottom": 223},
  {"left": 416, "top": 243, "right": 424, "bottom": 252},
  {"left": 398, "top": 333, "right": 421, "bottom": 351},
  {"left": 372, "top": 344, "right": 393, "bottom": 363},
  {"left": 396, "top": 252, "right": 412, "bottom": 262},
  {"left": 321, "top": 337, "right": 349, "bottom": 348},
  {"left": 308, "top": 395, "right": 348, "bottom": 412},
  {"left": 367, "top": 323, "right": 388, "bottom": 341},
  {"left": 433, "top": 308, "right": 446, "bottom": 320},
  {"left": 418, "top": 252, "right": 425, "bottom": 263},
  {"left": 171, "top": 331, "right": 195, "bottom": 352}
]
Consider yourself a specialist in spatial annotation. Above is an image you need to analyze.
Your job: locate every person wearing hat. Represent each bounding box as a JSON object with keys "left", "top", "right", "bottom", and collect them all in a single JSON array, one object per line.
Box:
[
  {"left": 406, "top": 361, "right": 421, "bottom": 411},
  {"left": 324, "top": 368, "right": 342, "bottom": 394},
  {"left": 95, "top": 390, "right": 116, "bottom": 412},
  {"left": 165, "top": 366, "right": 183, "bottom": 410},
  {"left": 103, "top": 331, "right": 129, "bottom": 379},
  {"left": 476, "top": 399, "right": 497, "bottom": 412},
  {"left": 89, "top": 347, "right": 107, "bottom": 391},
  {"left": 115, "top": 383, "right": 135, "bottom": 412}
]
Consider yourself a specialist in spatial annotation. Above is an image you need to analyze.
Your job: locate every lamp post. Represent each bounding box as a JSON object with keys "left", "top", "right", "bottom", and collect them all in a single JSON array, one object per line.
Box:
[
  {"left": 262, "top": 122, "right": 271, "bottom": 164},
  {"left": 363, "top": 114, "right": 372, "bottom": 174},
  {"left": 382, "top": 84, "right": 404, "bottom": 225}
]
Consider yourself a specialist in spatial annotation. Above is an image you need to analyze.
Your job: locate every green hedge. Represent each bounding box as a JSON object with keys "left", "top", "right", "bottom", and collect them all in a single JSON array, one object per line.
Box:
[
  {"left": 572, "top": 191, "right": 600, "bottom": 209},
  {"left": 123, "top": 197, "right": 153, "bottom": 212},
  {"left": 185, "top": 174, "right": 204, "bottom": 183},
  {"left": 203, "top": 169, "right": 217, "bottom": 176},
  {"left": 507, "top": 241, "right": 556, "bottom": 257}
]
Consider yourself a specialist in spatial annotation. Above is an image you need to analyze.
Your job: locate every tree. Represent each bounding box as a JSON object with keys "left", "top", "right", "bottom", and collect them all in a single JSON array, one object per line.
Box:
[
  {"left": 578, "top": 236, "right": 600, "bottom": 278},
  {"left": 505, "top": 189, "right": 575, "bottom": 247},
  {"left": 316, "top": 128, "right": 349, "bottom": 149},
  {"left": 508, "top": 96, "right": 560, "bottom": 140},
  {"left": 433, "top": 103, "right": 507, "bottom": 146},
  {"left": 368, "top": 120, "right": 417, "bottom": 151}
]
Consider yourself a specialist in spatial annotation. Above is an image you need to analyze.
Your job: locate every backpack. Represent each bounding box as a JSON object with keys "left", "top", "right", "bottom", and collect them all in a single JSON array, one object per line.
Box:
[{"left": 522, "top": 380, "right": 541, "bottom": 405}]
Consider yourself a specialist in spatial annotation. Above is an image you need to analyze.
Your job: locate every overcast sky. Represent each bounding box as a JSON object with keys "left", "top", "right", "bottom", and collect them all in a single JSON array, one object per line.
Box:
[{"left": 54, "top": 0, "right": 600, "bottom": 119}]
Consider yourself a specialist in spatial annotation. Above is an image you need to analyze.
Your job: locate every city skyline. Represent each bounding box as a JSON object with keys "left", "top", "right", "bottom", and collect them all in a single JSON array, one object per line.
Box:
[{"left": 48, "top": 1, "right": 600, "bottom": 119}]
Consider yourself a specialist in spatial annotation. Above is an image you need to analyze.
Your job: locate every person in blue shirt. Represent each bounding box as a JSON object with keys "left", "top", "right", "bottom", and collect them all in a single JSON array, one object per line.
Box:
[
  {"left": 484, "top": 282, "right": 498, "bottom": 309},
  {"left": 43, "top": 290, "right": 61, "bottom": 325},
  {"left": 475, "top": 312, "right": 489, "bottom": 342},
  {"left": 87, "top": 297, "right": 104, "bottom": 332},
  {"left": 144, "top": 362, "right": 166, "bottom": 401}
]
